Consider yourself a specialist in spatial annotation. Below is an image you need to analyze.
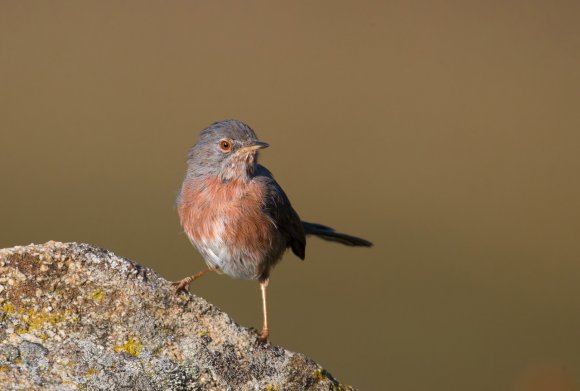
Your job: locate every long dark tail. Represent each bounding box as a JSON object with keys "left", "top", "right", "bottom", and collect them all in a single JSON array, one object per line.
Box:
[{"left": 302, "top": 221, "right": 373, "bottom": 247}]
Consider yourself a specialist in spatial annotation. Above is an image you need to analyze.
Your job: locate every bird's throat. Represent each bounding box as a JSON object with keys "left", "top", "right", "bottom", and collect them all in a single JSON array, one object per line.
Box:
[{"left": 219, "top": 152, "right": 258, "bottom": 182}]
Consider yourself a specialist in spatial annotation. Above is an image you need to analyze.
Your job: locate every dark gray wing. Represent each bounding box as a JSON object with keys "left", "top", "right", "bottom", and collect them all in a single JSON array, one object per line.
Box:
[{"left": 255, "top": 165, "right": 306, "bottom": 260}]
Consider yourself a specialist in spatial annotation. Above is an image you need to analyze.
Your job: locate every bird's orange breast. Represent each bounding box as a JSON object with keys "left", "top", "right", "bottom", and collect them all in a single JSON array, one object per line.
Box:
[{"left": 178, "top": 177, "right": 274, "bottom": 256}]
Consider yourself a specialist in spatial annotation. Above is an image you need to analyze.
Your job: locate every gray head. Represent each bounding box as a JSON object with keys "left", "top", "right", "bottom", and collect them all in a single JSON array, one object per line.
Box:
[{"left": 186, "top": 120, "right": 269, "bottom": 181}]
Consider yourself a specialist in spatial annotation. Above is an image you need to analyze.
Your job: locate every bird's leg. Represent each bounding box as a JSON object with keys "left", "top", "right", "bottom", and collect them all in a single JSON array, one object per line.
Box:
[
  {"left": 172, "top": 268, "right": 213, "bottom": 293},
  {"left": 258, "top": 278, "right": 270, "bottom": 342}
]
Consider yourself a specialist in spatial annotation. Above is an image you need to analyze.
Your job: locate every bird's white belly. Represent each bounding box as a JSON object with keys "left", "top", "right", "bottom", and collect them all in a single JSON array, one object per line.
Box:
[{"left": 194, "top": 234, "right": 264, "bottom": 280}]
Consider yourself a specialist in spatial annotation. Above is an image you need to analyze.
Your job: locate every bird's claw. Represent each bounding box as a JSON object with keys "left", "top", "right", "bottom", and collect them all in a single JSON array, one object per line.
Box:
[
  {"left": 247, "top": 327, "right": 269, "bottom": 343},
  {"left": 257, "top": 328, "right": 269, "bottom": 343},
  {"left": 171, "top": 279, "right": 191, "bottom": 294}
]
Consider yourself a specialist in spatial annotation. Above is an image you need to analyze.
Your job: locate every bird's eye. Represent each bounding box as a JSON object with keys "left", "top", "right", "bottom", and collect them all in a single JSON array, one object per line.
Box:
[{"left": 219, "top": 139, "right": 233, "bottom": 152}]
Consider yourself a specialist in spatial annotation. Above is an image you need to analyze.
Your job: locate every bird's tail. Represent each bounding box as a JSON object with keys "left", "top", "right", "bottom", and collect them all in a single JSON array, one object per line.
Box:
[{"left": 302, "top": 221, "right": 373, "bottom": 247}]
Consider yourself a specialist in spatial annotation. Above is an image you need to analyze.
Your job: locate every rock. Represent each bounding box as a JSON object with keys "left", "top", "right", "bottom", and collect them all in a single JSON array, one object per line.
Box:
[{"left": 0, "top": 242, "right": 354, "bottom": 390}]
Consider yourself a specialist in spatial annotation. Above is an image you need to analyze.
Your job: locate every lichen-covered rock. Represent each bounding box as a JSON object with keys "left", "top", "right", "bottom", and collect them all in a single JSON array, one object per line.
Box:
[{"left": 0, "top": 242, "right": 354, "bottom": 391}]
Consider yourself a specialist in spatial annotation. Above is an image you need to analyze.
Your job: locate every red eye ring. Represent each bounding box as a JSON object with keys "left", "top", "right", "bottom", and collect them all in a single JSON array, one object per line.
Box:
[{"left": 219, "top": 139, "right": 233, "bottom": 152}]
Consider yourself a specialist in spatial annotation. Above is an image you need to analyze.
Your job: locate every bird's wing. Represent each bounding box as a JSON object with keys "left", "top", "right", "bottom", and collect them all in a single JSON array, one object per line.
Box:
[{"left": 255, "top": 165, "right": 306, "bottom": 260}]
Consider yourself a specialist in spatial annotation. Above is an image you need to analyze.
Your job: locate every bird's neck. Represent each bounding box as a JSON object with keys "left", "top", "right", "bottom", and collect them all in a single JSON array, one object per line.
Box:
[{"left": 218, "top": 153, "right": 258, "bottom": 182}]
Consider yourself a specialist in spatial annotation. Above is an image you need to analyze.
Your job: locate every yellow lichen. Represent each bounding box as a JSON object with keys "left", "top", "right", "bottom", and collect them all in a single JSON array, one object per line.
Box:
[
  {"left": 0, "top": 366, "right": 8, "bottom": 371},
  {"left": 92, "top": 289, "right": 104, "bottom": 302},
  {"left": 313, "top": 369, "right": 327, "bottom": 381},
  {"left": 196, "top": 330, "right": 209, "bottom": 336},
  {"left": 313, "top": 369, "right": 347, "bottom": 391},
  {"left": 14, "top": 359, "right": 23, "bottom": 364},
  {"left": 114, "top": 336, "right": 143, "bottom": 357},
  {"left": 1, "top": 303, "right": 15, "bottom": 313},
  {"left": 21, "top": 308, "right": 69, "bottom": 332},
  {"left": 5, "top": 304, "right": 74, "bottom": 338}
]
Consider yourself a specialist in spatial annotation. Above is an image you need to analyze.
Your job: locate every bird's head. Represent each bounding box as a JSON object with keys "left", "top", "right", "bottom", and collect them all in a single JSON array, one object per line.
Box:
[{"left": 186, "top": 120, "right": 269, "bottom": 181}]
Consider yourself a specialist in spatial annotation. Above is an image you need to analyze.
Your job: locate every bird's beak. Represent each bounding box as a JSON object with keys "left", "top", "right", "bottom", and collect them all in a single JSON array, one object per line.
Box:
[{"left": 238, "top": 141, "right": 269, "bottom": 153}]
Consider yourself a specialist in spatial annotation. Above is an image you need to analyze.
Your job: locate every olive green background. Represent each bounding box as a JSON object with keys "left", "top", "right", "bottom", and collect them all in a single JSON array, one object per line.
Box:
[{"left": 1, "top": 2, "right": 579, "bottom": 390}]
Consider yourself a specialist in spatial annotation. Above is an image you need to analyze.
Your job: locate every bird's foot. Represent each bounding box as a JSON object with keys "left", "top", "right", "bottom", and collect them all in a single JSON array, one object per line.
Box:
[
  {"left": 171, "top": 269, "right": 213, "bottom": 295},
  {"left": 171, "top": 277, "right": 192, "bottom": 294},
  {"left": 257, "top": 327, "right": 269, "bottom": 343},
  {"left": 248, "top": 327, "right": 270, "bottom": 343}
]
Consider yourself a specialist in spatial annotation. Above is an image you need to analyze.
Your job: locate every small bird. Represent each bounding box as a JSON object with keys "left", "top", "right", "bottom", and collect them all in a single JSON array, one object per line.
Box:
[{"left": 174, "top": 120, "right": 372, "bottom": 341}]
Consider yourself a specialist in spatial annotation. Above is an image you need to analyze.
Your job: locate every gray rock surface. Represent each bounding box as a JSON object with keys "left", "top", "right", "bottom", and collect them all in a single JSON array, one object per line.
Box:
[{"left": 0, "top": 242, "right": 354, "bottom": 391}]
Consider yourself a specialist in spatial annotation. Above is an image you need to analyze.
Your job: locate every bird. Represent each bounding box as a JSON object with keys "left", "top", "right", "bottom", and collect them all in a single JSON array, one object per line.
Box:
[{"left": 173, "top": 120, "right": 372, "bottom": 341}]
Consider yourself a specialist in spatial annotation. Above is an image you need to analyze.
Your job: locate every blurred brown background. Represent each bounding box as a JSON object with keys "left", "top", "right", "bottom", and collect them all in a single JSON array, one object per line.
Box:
[{"left": 1, "top": 1, "right": 579, "bottom": 390}]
